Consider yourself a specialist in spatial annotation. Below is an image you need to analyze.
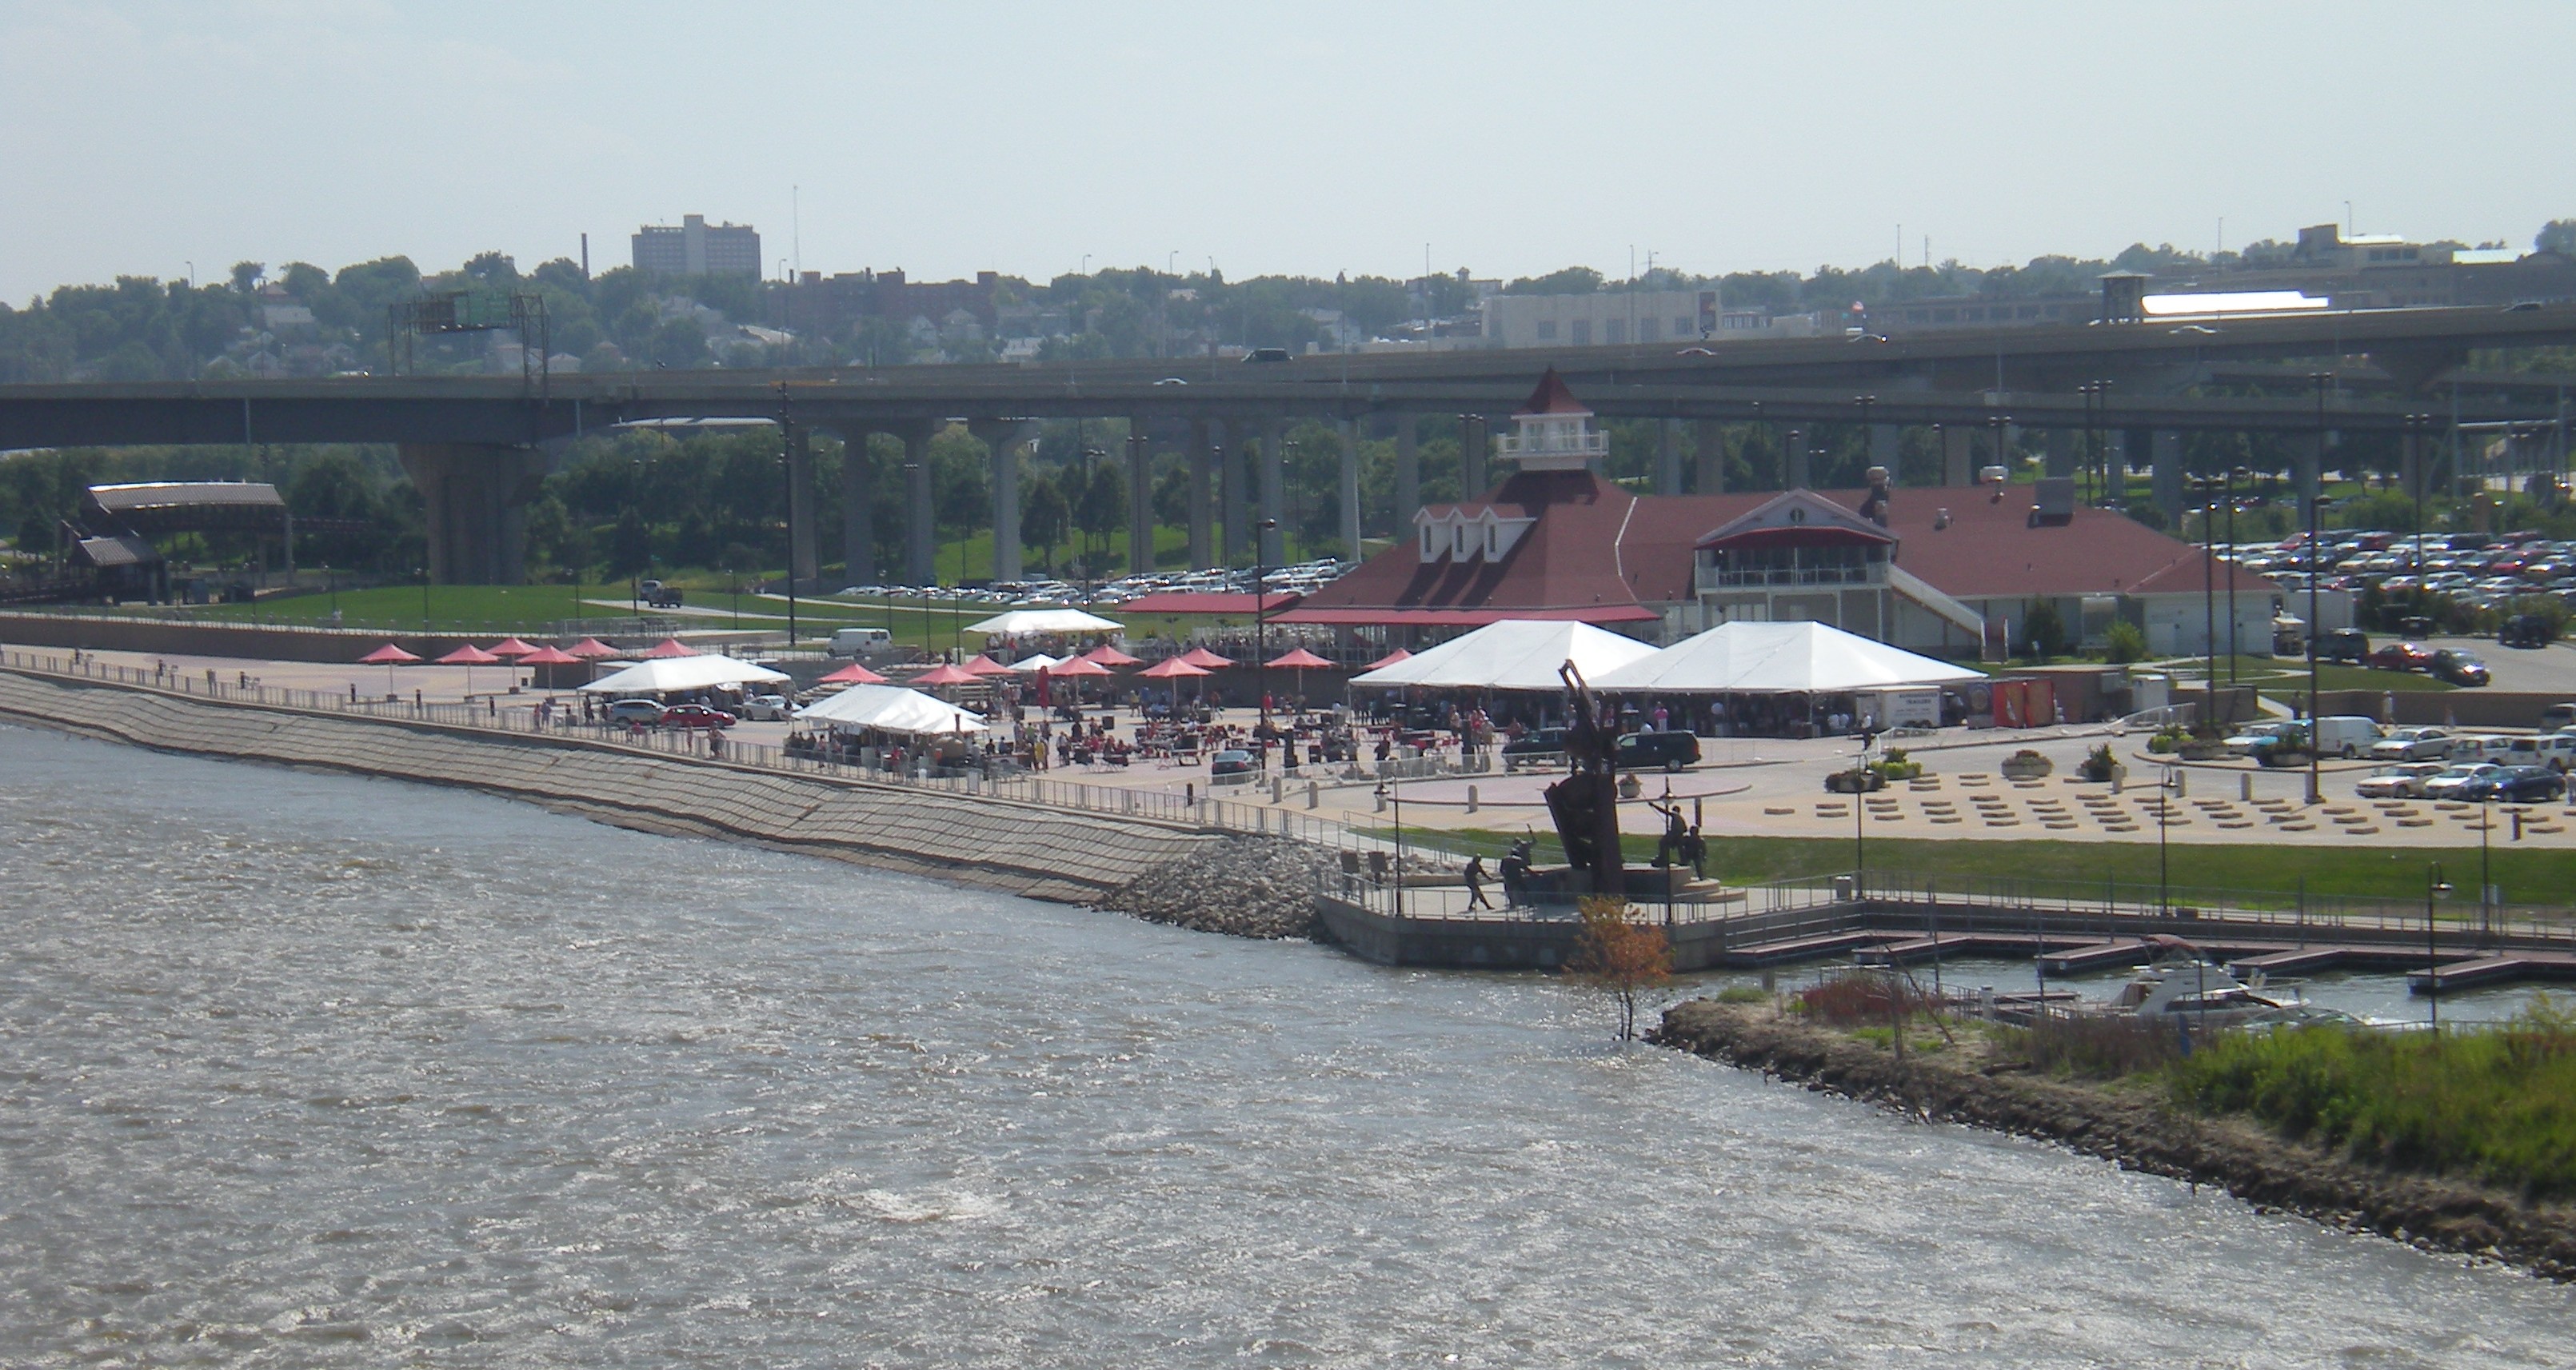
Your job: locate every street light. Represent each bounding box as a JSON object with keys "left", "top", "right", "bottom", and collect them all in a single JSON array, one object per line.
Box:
[
  {"left": 2426, "top": 863, "right": 2453, "bottom": 1032},
  {"left": 2159, "top": 764, "right": 2178, "bottom": 916},
  {"left": 1255, "top": 516, "right": 1280, "bottom": 733},
  {"left": 2304, "top": 488, "right": 2329, "bottom": 805}
]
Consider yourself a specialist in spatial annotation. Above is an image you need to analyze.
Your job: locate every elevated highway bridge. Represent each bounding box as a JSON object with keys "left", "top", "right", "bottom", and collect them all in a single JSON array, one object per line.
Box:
[{"left": 3, "top": 304, "right": 2570, "bottom": 585}]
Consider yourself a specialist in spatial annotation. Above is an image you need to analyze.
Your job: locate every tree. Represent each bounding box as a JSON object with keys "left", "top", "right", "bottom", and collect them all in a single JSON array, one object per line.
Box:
[
  {"left": 2021, "top": 597, "right": 2070, "bottom": 657},
  {"left": 2102, "top": 618, "right": 2147, "bottom": 665},
  {"left": 2538, "top": 220, "right": 2576, "bottom": 257},
  {"left": 1022, "top": 469, "right": 1069, "bottom": 571},
  {"left": 229, "top": 262, "right": 265, "bottom": 294},
  {"left": 1074, "top": 457, "right": 1126, "bottom": 566},
  {"left": 1568, "top": 896, "right": 1671, "bottom": 1041}
]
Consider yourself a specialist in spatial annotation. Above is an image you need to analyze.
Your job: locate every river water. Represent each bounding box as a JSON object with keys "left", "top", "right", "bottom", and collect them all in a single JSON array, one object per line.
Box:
[{"left": 2, "top": 725, "right": 2568, "bottom": 1367}]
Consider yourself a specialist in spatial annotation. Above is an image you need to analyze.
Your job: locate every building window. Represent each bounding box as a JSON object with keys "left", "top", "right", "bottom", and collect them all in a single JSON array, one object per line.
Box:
[
  {"left": 1605, "top": 318, "right": 1626, "bottom": 344},
  {"left": 1536, "top": 320, "right": 1556, "bottom": 341},
  {"left": 1571, "top": 319, "right": 1591, "bottom": 345}
]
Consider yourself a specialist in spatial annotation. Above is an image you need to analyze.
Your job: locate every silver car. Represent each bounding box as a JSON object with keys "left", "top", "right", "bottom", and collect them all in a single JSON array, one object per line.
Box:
[
  {"left": 2355, "top": 761, "right": 2445, "bottom": 799},
  {"left": 2422, "top": 762, "right": 2502, "bottom": 802},
  {"left": 2368, "top": 726, "right": 2450, "bottom": 761},
  {"left": 738, "top": 693, "right": 793, "bottom": 721}
]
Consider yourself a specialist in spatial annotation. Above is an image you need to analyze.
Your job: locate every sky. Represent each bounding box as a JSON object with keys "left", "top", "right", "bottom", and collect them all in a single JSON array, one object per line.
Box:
[{"left": 2, "top": 1, "right": 2570, "bottom": 303}]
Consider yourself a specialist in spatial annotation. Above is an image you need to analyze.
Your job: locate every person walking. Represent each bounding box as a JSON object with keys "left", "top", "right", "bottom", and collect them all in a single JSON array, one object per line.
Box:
[{"left": 1464, "top": 854, "right": 1493, "bottom": 910}]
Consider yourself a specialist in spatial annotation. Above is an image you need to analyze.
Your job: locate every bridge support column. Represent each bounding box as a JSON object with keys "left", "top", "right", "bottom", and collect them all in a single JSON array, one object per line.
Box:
[
  {"left": 2403, "top": 422, "right": 2425, "bottom": 509},
  {"left": 1127, "top": 420, "right": 1155, "bottom": 575},
  {"left": 968, "top": 418, "right": 1030, "bottom": 584},
  {"left": 1187, "top": 418, "right": 1214, "bottom": 569},
  {"left": 398, "top": 443, "right": 543, "bottom": 585},
  {"left": 1784, "top": 428, "right": 1810, "bottom": 489},
  {"left": 1260, "top": 416, "right": 1287, "bottom": 565},
  {"left": 2042, "top": 428, "right": 2077, "bottom": 479},
  {"left": 1870, "top": 423, "right": 1900, "bottom": 484},
  {"left": 1457, "top": 413, "right": 1488, "bottom": 497},
  {"left": 1939, "top": 425, "right": 1971, "bottom": 485},
  {"left": 2103, "top": 429, "right": 2129, "bottom": 505},
  {"left": 839, "top": 426, "right": 877, "bottom": 586},
  {"left": 786, "top": 425, "right": 817, "bottom": 590},
  {"left": 1337, "top": 417, "right": 1362, "bottom": 557},
  {"left": 1657, "top": 418, "right": 1683, "bottom": 495},
  {"left": 2151, "top": 430, "right": 2185, "bottom": 523},
  {"left": 1395, "top": 413, "right": 1420, "bottom": 523},
  {"left": 1219, "top": 418, "right": 1248, "bottom": 565},
  {"left": 2296, "top": 432, "right": 2324, "bottom": 507},
  {"left": 1695, "top": 418, "right": 1724, "bottom": 493},
  {"left": 904, "top": 423, "right": 937, "bottom": 587}
]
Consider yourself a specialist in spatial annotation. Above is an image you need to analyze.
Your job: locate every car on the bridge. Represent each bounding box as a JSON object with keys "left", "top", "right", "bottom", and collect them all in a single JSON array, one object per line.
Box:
[
  {"left": 604, "top": 698, "right": 665, "bottom": 725},
  {"left": 658, "top": 704, "right": 735, "bottom": 730},
  {"left": 2355, "top": 761, "right": 2446, "bottom": 798},
  {"left": 1241, "top": 348, "right": 1292, "bottom": 364},
  {"left": 1614, "top": 729, "right": 1701, "bottom": 773},
  {"left": 2462, "top": 765, "right": 2566, "bottom": 804},
  {"left": 2369, "top": 726, "right": 2453, "bottom": 761}
]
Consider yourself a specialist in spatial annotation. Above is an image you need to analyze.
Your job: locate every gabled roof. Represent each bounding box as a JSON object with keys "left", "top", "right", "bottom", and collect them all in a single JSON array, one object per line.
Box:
[
  {"left": 1694, "top": 489, "right": 1896, "bottom": 550},
  {"left": 1281, "top": 468, "right": 1654, "bottom": 625},
  {"left": 1515, "top": 367, "right": 1591, "bottom": 417}
]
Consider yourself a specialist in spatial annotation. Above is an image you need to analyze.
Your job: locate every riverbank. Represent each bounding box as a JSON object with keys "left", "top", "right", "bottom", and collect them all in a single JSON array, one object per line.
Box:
[
  {"left": 0, "top": 667, "right": 1218, "bottom": 907},
  {"left": 1651, "top": 998, "right": 2576, "bottom": 1280}
]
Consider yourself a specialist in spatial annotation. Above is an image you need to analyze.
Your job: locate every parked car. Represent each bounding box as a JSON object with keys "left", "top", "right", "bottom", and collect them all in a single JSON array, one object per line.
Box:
[
  {"left": 2223, "top": 721, "right": 2295, "bottom": 757},
  {"left": 2422, "top": 762, "right": 2503, "bottom": 801},
  {"left": 604, "top": 698, "right": 665, "bottom": 725},
  {"left": 2355, "top": 761, "right": 2446, "bottom": 798},
  {"left": 2499, "top": 613, "right": 2557, "bottom": 649},
  {"left": 1500, "top": 728, "right": 1569, "bottom": 772},
  {"left": 658, "top": 704, "right": 736, "bottom": 730},
  {"left": 738, "top": 693, "right": 793, "bottom": 721},
  {"left": 2367, "top": 641, "right": 2434, "bottom": 672},
  {"left": 2462, "top": 765, "right": 2566, "bottom": 804},
  {"left": 2315, "top": 628, "right": 2370, "bottom": 664},
  {"left": 2309, "top": 716, "right": 2384, "bottom": 759},
  {"left": 2430, "top": 649, "right": 2492, "bottom": 687},
  {"left": 2542, "top": 703, "right": 2576, "bottom": 733},
  {"left": 2369, "top": 726, "right": 2453, "bottom": 761},
  {"left": 1615, "top": 729, "right": 1702, "bottom": 773},
  {"left": 1208, "top": 748, "right": 1259, "bottom": 778}
]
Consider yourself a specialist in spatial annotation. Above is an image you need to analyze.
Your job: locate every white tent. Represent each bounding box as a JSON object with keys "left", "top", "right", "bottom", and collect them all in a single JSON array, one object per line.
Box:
[
  {"left": 577, "top": 653, "right": 791, "bottom": 695},
  {"left": 794, "top": 683, "right": 988, "bottom": 735},
  {"left": 1589, "top": 621, "right": 1982, "bottom": 694},
  {"left": 1349, "top": 620, "right": 1659, "bottom": 693},
  {"left": 965, "top": 608, "right": 1123, "bottom": 636},
  {"left": 1007, "top": 652, "right": 1063, "bottom": 673}
]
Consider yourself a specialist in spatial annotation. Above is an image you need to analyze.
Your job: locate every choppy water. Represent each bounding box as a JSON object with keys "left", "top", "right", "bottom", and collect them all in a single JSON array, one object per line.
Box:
[{"left": 2, "top": 724, "right": 2569, "bottom": 1368}]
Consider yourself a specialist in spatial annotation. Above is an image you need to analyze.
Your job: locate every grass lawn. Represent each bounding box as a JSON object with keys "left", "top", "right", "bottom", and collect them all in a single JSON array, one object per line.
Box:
[{"left": 1445, "top": 829, "right": 2576, "bottom": 909}]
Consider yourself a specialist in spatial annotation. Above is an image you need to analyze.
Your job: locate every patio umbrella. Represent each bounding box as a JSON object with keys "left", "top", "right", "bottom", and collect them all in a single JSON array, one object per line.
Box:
[
  {"left": 1139, "top": 655, "right": 1211, "bottom": 707},
  {"left": 567, "top": 637, "right": 624, "bottom": 660},
  {"left": 1177, "top": 646, "right": 1235, "bottom": 669},
  {"left": 1041, "top": 654, "right": 1110, "bottom": 708},
  {"left": 437, "top": 643, "right": 501, "bottom": 696},
  {"left": 643, "top": 637, "right": 698, "bottom": 658},
  {"left": 358, "top": 641, "right": 418, "bottom": 693},
  {"left": 1268, "top": 645, "right": 1331, "bottom": 701},
  {"left": 1082, "top": 643, "right": 1141, "bottom": 667},
  {"left": 820, "top": 661, "right": 888, "bottom": 685},
  {"left": 487, "top": 637, "right": 540, "bottom": 658},
  {"left": 910, "top": 662, "right": 980, "bottom": 688},
  {"left": 1365, "top": 647, "right": 1413, "bottom": 671},
  {"left": 516, "top": 644, "right": 583, "bottom": 692},
  {"left": 959, "top": 653, "right": 1012, "bottom": 677}
]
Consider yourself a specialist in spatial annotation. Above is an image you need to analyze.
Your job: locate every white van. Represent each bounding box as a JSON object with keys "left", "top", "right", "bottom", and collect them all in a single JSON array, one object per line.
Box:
[
  {"left": 828, "top": 627, "right": 892, "bottom": 658},
  {"left": 2310, "top": 716, "right": 2384, "bottom": 760},
  {"left": 2456, "top": 734, "right": 2523, "bottom": 765}
]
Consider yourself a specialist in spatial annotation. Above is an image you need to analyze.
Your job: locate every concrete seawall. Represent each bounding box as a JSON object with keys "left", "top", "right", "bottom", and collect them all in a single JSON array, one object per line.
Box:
[{"left": 0, "top": 669, "right": 1218, "bottom": 904}]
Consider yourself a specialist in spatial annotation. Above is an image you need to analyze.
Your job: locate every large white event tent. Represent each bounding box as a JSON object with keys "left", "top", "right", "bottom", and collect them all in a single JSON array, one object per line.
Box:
[
  {"left": 1350, "top": 620, "right": 1659, "bottom": 693},
  {"left": 964, "top": 608, "right": 1123, "bottom": 636},
  {"left": 794, "top": 684, "right": 988, "bottom": 735},
  {"left": 1590, "top": 621, "right": 1981, "bottom": 694},
  {"left": 577, "top": 654, "right": 791, "bottom": 696}
]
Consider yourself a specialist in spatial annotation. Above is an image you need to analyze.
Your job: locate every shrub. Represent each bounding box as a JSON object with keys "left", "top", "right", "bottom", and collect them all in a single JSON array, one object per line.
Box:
[
  {"left": 2103, "top": 619, "right": 2148, "bottom": 665},
  {"left": 2146, "top": 727, "right": 2187, "bottom": 754},
  {"left": 1714, "top": 985, "right": 1768, "bottom": 1005},
  {"left": 1869, "top": 747, "right": 1924, "bottom": 781},
  {"left": 2077, "top": 742, "right": 2121, "bottom": 783},
  {"left": 2006, "top": 1015, "right": 2187, "bottom": 1079}
]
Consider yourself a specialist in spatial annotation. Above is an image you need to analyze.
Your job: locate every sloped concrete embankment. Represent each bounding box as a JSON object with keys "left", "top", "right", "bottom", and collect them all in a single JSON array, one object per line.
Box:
[
  {"left": 0, "top": 669, "right": 1216, "bottom": 905},
  {"left": 1653, "top": 999, "right": 2576, "bottom": 1281}
]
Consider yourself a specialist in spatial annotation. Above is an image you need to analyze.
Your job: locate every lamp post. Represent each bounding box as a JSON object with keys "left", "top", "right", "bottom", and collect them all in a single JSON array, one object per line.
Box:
[
  {"left": 2224, "top": 464, "right": 2239, "bottom": 689},
  {"left": 2198, "top": 475, "right": 2218, "bottom": 694},
  {"left": 903, "top": 456, "right": 926, "bottom": 657},
  {"left": 1255, "top": 516, "right": 1279, "bottom": 733},
  {"left": 419, "top": 565, "right": 431, "bottom": 631},
  {"left": 2159, "top": 763, "right": 2177, "bottom": 916},
  {"left": 1375, "top": 777, "right": 1405, "bottom": 917},
  {"left": 2305, "top": 489, "right": 2326, "bottom": 805},
  {"left": 2426, "top": 862, "right": 2453, "bottom": 1032},
  {"left": 776, "top": 386, "right": 799, "bottom": 649},
  {"left": 1852, "top": 731, "right": 1869, "bottom": 886}
]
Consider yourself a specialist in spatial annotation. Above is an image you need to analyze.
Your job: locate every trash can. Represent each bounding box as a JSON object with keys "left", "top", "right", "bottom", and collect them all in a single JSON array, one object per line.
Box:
[{"left": 1832, "top": 875, "right": 1857, "bottom": 901}]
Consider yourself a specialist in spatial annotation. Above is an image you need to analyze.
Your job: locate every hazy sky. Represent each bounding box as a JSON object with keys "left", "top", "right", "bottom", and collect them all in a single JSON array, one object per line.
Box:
[{"left": 4, "top": 1, "right": 2570, "bottom": 303}]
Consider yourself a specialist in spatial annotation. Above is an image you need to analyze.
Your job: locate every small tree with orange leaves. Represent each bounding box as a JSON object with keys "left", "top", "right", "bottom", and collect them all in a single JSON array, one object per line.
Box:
[{"left": 1569, "top": 895, "right": 1672, "bottom": 1041}]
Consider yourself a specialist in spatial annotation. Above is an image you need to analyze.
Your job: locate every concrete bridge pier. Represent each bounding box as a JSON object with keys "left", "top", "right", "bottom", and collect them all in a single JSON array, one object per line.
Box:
[
  {"left": 2151, "top": 431, "right": 2185, "bottom": 524},
  {"left": 835, "top": 422, "right": 879, "bottom": 586},
  {"left": 398, "top": 442, "right": 545, "bottom": 585},
  {"left": 1260, "top": 416, "right": 1287, "bottom": 565},
  {"left": 1127, "top": 419, "right": 1155, "bottom": 575},
  {"left": 1457, "top": 413, "right": 1488, "bottom": 497},
  {"left": 785, "top": 425, "right": 818, "bottom": 590},
  {"left": 1337, "top": 417, "right": 1362, "bottom": 557},
  {"left": 1695, "top": 418, "right": 1724, "bottom": 493},
  {"left": 1187, "top": 418, "right": 1215, "bottom": 569},
  {"left": 1395, "top": 413, "right": 1421, "bottom": 525},
  {"left": 1937, "top": 425, "right": 1971, "bottom": 485},
  {"left": 1657, "top": 418, "right": 1683, "bottom": 495},
  {"left": 1219, "top": 417, "right": 1248, "bottom": 565},
  {"left": 968, "top": 417, "right": 1032, "bottom": 583},
  {"left": 2295, "top": 432, "right": 2325, "bottom": 507},
  {"left": 902, "top": 421, "right": 937, "bottom": 587},
  {"left": 1869, "top": 423, "right": 1900, "bottom": 484},
  {"left": 1784, "top": 428, "right": 1811, "bottom": 489}
]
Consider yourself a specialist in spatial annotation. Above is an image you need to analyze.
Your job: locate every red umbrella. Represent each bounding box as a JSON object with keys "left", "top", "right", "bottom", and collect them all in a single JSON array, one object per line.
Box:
[
  {"left": 1040, "top": 655, "right": 1108, "bottom": 705},
  {"left": 910, "top": 662, "right": 980, "bottom": 687},
  {"left": 1267, "top": 647, "right": 1332, "bottom": 669},
  {"left": 1177, "top": 646, "right": 1234, "bottom": 669},
  {"left": 1083, "top": 644, "right": 1141, "bottom": 667},
  {"left": 436, "top": 645, "right": 501, "bottom": 665},
  {"left": 517, "top": 645, "right": 582, "bottom": 665},
  {"left": 1138, "top": 657, "right": 1210, "bottom": 679},
  {"left": 643, "top": 637, "right": 698, "bottom": 658},
  {"left": 357, "top": 642, "right": 419, "bottom": 665},
  {"left": 820, "top": 662, "right": 887, "bottom": 685},
  {"left": 1365, "top": 647, "right": 1413, "bottom": 671},
  {"left": 959, "top": 653, "right": 1012, "bottom": 677},
  {"left": 487, "top": 637, "right": 540, "bottom": 658},
  {"left": 566, "top": 637, "right": 624, "bottom": 660}
]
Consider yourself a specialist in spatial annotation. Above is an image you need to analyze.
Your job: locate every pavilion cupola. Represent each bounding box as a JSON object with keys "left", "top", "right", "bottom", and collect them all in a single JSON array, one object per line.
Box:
[{"left": 1494, "top": 369, "right": 1608, "bottom": 471}]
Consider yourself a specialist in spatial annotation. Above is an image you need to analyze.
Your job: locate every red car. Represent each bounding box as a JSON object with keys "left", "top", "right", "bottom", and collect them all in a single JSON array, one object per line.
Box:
[
  {"left": 2367, "top": 641, "right": 2434, "bottom": 672},
  {"left": 658, "top": 704, "right": 737, "bottom": 729}
]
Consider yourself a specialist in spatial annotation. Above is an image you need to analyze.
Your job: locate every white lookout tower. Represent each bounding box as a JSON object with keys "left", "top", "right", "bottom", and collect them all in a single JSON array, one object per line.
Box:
[{"left": 1493, "top": 368, "right": 1610, "bottom": 472}]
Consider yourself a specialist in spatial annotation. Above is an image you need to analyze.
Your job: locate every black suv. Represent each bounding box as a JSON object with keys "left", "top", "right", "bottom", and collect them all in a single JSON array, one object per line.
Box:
[
  {"left": 2500, "top": 614, "right": 2556, "bottom": 649},
  {"left": 1615, "top": 730, "right": 1702, "bottom": 773},
  {"left": 2430, "top": 649, "right": 2492, "bottom": 687},
  {"left": 1500, "top": 728, "right": 1568, "bottom": 772},
  {"left": 2316, "top": 628, "right": 2370, "bottom": 664}
]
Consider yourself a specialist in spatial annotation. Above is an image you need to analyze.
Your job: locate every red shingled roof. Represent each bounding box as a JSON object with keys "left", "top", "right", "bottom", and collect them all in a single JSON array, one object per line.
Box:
[
  {"left": 1283, "top": 473, "right": 2265, "bottom": 629},
  {"left": 1516, "top": 367, "right": 1592, "bottom": 416}
]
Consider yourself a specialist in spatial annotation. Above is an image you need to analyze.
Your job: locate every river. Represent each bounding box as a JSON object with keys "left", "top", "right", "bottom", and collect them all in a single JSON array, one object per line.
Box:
[{"left": 1, "top": 724, "right": 2567, "bottom": 1367}]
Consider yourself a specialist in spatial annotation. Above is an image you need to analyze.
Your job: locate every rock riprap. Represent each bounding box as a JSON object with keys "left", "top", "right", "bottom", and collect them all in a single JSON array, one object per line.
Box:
[{"left": 1100, "top": 837, "right": 1332, "bottom": 940}]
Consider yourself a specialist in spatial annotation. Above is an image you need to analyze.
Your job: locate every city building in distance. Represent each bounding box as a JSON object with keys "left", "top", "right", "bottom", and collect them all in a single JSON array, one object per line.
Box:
[{"left": 631, "top": 214, "right": 761, "bottom": 277}]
